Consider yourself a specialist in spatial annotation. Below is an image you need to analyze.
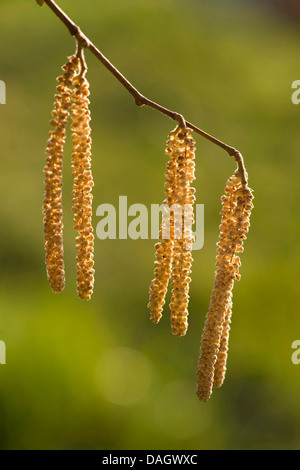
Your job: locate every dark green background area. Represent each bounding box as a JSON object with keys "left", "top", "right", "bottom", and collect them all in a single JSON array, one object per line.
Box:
[{"left": 0, "top": 0, "right": 299, "bottom": 450}]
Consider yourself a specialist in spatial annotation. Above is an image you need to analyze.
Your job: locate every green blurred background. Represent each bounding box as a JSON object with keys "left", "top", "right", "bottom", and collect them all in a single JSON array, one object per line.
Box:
[{"left": 0, "top": 0, "right": 300, "bottom": 450}]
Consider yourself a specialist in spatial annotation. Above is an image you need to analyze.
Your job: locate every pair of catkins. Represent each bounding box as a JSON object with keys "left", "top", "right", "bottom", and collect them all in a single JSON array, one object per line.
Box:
[
  {"left": 43, "top": 51, "right": 94, "bottom": 300},
  {"left": 43, "top": 51, "right": 254, "bottom": 402}
]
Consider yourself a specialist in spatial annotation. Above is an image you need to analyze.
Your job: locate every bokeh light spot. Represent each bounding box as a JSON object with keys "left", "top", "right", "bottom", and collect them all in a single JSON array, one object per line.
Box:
[{"left": 95, "top": 347, "right": 154, "bottom": 406}]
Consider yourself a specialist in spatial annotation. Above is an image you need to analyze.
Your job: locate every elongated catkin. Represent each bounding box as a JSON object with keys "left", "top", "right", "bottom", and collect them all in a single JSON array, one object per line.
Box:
[
  {"left": 148, "top": 129, "right": 178, "bottom": 324},
  {"left": 43, "top": 55, "right": 79, "bottom": 293},
  {"left": 71, "top": 69, "right": 95, "bottom": 300},
  {"left": 169, "top": 130, "right": 196, "bottom": 336},
  {"left": 148, "top": 127, "right": 196, "bottom": 336},
  {"left": 196, "top": 171, "right": 253, "bottom": 402},
  {"left": 213, "top": 182, "right": 253, "bottom": 388}
]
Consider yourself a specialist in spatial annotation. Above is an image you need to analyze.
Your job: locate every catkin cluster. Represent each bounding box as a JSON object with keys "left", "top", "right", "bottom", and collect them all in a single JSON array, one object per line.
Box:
[
  {"left": 43, "top": 55, "right": 79, "bottom": 293},
  {"left": 43, "top": 48, "right": 94, "bottom": 300},
  {"left": 71, "top": 72, "right": 95, "bottom": 300},
  {"left": 196, "top": 171, "right": 254, "bottom": 402},
  {"left": 148, "top": 126, "right": 196, "bottom": 336}
]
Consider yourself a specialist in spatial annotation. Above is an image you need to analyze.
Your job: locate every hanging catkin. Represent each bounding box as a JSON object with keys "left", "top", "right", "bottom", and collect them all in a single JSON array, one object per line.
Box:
[
  {"left": 148, "top": 129, "right": 178, "bottom": 324},
  {"left": 169, "top": 130, "right": 196, "bottom": 336},
  {"left": 71, "top": 58, "right": 95, "bottom": 300},
  {"left": 43, "top": 55, "right": 79, "bottom": 293},
  {"left": 213, "top": 181, "right": 253, "bottom": 388},
  {"left": 148, "top": 126, "right": 196, "bottom": 336},
  {"left": 196, "top": 171, "right": 254, "bottom": 402}
]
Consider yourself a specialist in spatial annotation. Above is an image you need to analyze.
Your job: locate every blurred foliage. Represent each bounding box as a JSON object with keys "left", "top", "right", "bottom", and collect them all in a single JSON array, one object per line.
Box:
[{"left": 0, "top": 0, "right": 300, "bottom": 450}]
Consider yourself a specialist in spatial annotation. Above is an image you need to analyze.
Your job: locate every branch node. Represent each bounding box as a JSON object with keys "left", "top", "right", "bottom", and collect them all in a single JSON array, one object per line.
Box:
[
  {"left": 231, "top": 149, "right": 248, "bottom": 187},
  {"left": 174, "top": 113, "right": 186, "bottom": 129},
  {"left": 134, "top": 95, "right": 146, "bottom": 107},
  {"left": 227, "top": 147, "right": 237, "bottom": 157},
  {"left": 69, "top": 24, "right": 80, "bottom": 37},
  {"left": 76, "top": 31, "right": 89, "bottom": 48}
]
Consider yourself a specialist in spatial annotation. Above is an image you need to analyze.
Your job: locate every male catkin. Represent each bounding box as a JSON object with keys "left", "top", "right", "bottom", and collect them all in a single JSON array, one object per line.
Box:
[
  {"left": 43, "top": 55, "right": 79, "bottom": 293},
  {"left": 148, "top": 126, "right": 196, "bottom": 336},
  {"left": 213, "top": 181, "right": 254, "bottom": 388},
  {"left": 169, "top": 130, "right": 196, "bottom": 336},
  {"left": 148, "top": 129, "right": 178, "bottom": 324},
  {"left": 71, "top": 66, "right": 95, "bottom": 300},
  {"left": 196, "top": 171, "right": 253, "bottom": 402}
]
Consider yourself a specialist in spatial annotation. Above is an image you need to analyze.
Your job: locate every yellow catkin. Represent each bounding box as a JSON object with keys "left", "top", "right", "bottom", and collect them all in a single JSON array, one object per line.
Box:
[
  {"left": 213, "top": 181, "right": 254, "bottom": 388},
  {"left": 148, "top": 128, "right": 178, "bottom": 324},
  {"left": 148, "top": 127, "right": 196, "bottom": 335},
  {"left": 43, "top": 55, "right": 79, "bottom": 293},
  {"left": 71, "top": 68, "right": 95, "bottom": 300},
  {"left": 169, "top": 129, "right": 196, "bottom": 336},
  {"left": 196, "top": 171, "right": 254, "bottom": 402}
]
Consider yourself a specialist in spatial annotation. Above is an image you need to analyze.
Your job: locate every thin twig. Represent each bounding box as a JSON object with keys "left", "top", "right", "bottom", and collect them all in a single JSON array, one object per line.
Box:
[{"left": 39, "top": 0, "right": 248, "bottom": 186}]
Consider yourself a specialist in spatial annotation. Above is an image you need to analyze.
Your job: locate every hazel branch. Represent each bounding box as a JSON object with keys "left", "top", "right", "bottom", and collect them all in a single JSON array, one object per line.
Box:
[{"left": 38, "top": 0, "right": 248, "bottom": 186}]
